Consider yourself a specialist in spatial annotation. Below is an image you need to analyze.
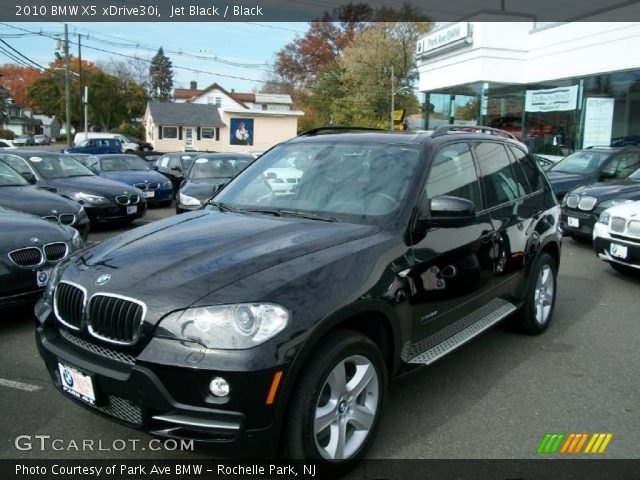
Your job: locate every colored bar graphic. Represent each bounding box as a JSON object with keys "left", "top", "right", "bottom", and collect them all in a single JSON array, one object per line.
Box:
[{"left": 538, "top": 433, "right": 612, "bottom": 454}]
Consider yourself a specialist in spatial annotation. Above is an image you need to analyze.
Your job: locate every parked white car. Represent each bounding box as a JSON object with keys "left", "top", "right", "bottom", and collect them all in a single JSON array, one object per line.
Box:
[
  {"left": 593, "top": 200, "right": 640, "bottom": 275},
  {"left": 0, "top": 139, "right": 17, "bottom": 149}
]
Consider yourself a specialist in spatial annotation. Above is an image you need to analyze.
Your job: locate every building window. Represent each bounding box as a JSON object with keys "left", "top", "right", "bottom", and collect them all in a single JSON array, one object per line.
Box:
[
  {"left": 216, "top": 97, "right": 222, "bottom": 107},
  {"left": 261, "top": 104, "right": 268, "bottom": 111},
  {"left": 201, "top": 127, "right": 215, "bottom": 139},
  {"left": 207, "top": 96, "right": 214, "bottom": 104},
  {"left": 162, "top": 126, "right": 178, "bottom": 139}
]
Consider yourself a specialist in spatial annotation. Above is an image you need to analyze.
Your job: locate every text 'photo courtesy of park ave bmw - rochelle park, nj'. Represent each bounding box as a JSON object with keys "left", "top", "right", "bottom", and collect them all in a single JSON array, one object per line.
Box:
[{"left": 1, "top": 1, "right": 640, "bottom": 479}]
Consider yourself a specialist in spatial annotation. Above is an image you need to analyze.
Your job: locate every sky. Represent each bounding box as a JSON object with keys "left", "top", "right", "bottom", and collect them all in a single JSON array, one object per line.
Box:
[{"left": 0, "top": 22, "right": 306, "bottom": 93}]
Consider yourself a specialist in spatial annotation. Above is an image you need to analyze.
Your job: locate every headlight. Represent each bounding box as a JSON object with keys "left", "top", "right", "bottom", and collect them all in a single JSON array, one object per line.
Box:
[
  {"left": 71, "top": 229, "right": 84, "bottom": 250},
  {"left": 179, "top": 192, "right": 201, "bottom": 206},
  {"left": 163, "top": 181, "right": 172, "bottom": 189},
  {"left": 598, "top": 211, "right": 610, "bottom": 225},
  {"left": 43, "top": 263, "right": 64, "bottom": 303},
  {"left": 599, "top": 199, "right": 634, "bottom": 210},
  {"left": 74, "top": 192, "right": 109, "bottom": 204},
  {"left": 156, "top": 303, "right": 289, "bottom": 349}
]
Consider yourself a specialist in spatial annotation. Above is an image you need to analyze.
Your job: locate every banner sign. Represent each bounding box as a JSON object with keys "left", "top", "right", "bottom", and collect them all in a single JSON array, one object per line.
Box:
[{"left": 525, "top": 86, "right": 579, "bottom": 112}]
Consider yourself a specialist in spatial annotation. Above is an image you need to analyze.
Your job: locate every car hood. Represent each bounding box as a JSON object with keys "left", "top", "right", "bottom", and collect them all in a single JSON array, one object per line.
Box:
[
  {"left": 0, "top": 208, "right": 73, "bottom": 252},
  {"left": 101, "top": 170, "right": 169, "bottom": 186},
  {"left": 44, "top": 175, "right": 140, "bottom": 199},
  {"left": 181, "top": 179, "right": 232, "bottom": 202},
  {"left": 600, "top": 200, "right": 640, "bottom": 217},
  {"left": 0, "top": 186, "right": 81, "bottom": 216},
  {"left": 546, "top": 171, "right": 594, "bottom": 195},
  {"left": 570, "top": 180, "right": 640, "bottom": 202},
  {"left": 64, "top": 210, "right": 378, "bottom": 321}
]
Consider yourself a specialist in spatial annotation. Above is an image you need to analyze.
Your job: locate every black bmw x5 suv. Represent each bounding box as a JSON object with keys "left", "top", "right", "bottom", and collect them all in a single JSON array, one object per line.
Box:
[{"left": 36, "top": 126, "right": 561, "bottom": 463}]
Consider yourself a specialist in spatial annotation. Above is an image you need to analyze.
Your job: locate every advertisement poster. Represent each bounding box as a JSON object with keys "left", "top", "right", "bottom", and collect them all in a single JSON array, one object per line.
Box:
[
  {"left": 230, "top": 118, "right": 254, "bottom": 146},
  {"left": 525, "top": 85, "right": 578, "bottom": 112},
  {"left": 583, "top": 97, "right": 615, "bottom": 148}
]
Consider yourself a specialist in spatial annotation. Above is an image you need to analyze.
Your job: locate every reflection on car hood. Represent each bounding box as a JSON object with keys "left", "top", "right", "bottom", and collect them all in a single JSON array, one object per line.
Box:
[
  {"left": 571, "top": 180, "right": 640, "bottom": 202},
  {"left": 101, "top": 170, "right": 169, "bottom": 186},
  {"left": 45, "top": 176, "right": 140, "bottom": 198},
  {"left": 180, "top": 179, "right": 232, "bottom": 201},
  {"left": 0, "top": 208, "right": 73, "bottom": 252},
  {"left": 68, "top": 210, "right": 377, "bottom": 316},
  {"left": 600, "top": 200, "right": 640, "bottom": 218},
  {"left": 0, "top": 186, "right": 81, "bottom": 216}
]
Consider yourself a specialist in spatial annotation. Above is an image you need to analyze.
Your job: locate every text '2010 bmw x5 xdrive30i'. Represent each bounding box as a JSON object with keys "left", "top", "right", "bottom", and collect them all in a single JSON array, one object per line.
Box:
[{"left": 35, "top": 126, "right": 562, "bottom": 464}]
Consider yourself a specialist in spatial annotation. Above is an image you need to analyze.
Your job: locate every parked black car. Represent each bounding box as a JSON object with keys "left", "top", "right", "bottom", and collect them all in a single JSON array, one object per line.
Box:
[
  {"left": 561, "top": 167, "right": 640, "bottom": 241},
  {"left": 0, "top": 151, "right": 146, "bottom": 225},
  {"left": 176, "top": 152, "right": 254, "bottom": 213},
  {"left": 155, "top": 152, "right": 205, "bottom": 192},
  {"left": 0, "top": 160, "right": 90, "bottom": 239},
  {"left": 35, "top": 126, "right": 561, "bottom": 463},
  {"left": 77, "top": 154, "right": 174, "bottom": 207},
  {"left": 136, "top": 151, "right": 165, "bottom": 167},
  {"left": 123, "top": 134, "right": 153, "bottom": 152},
  {"left": 1, "top": 207, "right": 83, "bottom": 309},
  {"left": 546, "top": 146, "right": 640, "bottom": 199}
]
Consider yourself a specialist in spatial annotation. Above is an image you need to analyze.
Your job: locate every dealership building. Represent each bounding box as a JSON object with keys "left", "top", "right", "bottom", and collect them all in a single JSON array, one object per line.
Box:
[{"left": 416, "top": 10, "right": 640, "bottom": 155}]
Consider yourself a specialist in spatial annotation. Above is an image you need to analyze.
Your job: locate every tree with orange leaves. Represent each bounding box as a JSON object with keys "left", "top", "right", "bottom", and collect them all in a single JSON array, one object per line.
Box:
[{"left": 0, "top": 64, "right": 41, "bottom": 107}]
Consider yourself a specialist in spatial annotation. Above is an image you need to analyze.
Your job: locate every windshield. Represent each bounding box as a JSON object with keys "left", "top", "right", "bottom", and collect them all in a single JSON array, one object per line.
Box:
[
  {"left": 628, "top": 168, "right": 640, "bottom": 180},
  {"left": 214, "top": 141, "right": 421, "bottom": 223},
  {"left": 100, "top": 156, "right": 149, "bottom": 171},
  {"left": 28, "top": 154, "right": 94, "bottom": 178},
  {"left": 0, "top": 161, "right": 28, "bottom": 186},
  {"left": 550, "top": 151, "right": 610, "bottom": 174},
  {"left": 187, "top": 155, "right": 251, "bottom": 180}
]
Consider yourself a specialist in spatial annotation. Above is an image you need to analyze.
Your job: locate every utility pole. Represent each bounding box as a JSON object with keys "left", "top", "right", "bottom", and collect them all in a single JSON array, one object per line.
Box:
[
  {"left": 78, "top": 33, "right": 82, "bottom": 136},
  {"left": 84, "top": 86, "right": 88, "bottom": 141},
  {"left": 64, "top": 24, "right": 71, "bottom": 147},
  {"left": 390, "top": 65, "right": 395, "bottom": 131}
]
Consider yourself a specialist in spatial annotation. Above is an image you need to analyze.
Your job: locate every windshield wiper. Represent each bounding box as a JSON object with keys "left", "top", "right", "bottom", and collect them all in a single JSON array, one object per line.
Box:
[
  {"left": 206, "top": 201, "right": 238, "bottom": 212},
  {"left": 241, "top": 207, "right": 337, "bottom": 222}
]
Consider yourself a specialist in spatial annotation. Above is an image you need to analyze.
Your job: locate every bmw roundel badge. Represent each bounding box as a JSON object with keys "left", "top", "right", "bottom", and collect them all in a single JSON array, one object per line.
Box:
[{"left": 95, "top": 274, "right": 111, "bottom": 286}]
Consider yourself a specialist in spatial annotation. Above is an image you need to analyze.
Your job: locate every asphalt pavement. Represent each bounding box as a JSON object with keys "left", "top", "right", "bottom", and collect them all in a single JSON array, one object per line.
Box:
[{"left": 1, "top": 207, "right": 639, "bottom": 460}]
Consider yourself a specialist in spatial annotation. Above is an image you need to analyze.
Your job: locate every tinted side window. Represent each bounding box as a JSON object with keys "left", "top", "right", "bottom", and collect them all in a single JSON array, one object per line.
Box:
[
  {"left": 426, "top": 142, "right": 481, "bottom": 207},
  {"left": 476, "top": 142, "right": 525, "bottom": 208},
  {"left": 602, "top": 152, "right": 640, "bottom": 179},
  {"left": 1, "top": 154, "right": 31, "bottom": 174},
  {"left": 508, "top": 146, "right": 542, "bottom": 192}
]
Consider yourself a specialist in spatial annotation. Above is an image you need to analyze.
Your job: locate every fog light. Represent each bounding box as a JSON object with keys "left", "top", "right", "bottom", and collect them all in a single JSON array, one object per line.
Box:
[{"left": 209, "top": 377, "right": 230, "bottom": 397}]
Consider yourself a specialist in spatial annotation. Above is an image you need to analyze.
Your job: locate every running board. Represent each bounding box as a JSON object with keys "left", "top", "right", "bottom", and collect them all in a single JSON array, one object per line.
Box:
[{"left": 403, "top": 298, "right": 518, "bottom": 365}]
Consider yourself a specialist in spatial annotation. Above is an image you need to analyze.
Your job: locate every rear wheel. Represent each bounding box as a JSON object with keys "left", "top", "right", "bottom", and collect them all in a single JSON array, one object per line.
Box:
[
  {"left": 285, "top": 330, "right": 387, "bottom": 463},
  {"left": 514, "top": 252, "right": 557, "bottom": 335}
]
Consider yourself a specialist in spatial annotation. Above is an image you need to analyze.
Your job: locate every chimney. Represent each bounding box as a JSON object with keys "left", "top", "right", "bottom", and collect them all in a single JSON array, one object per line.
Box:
[{"left": 190, "top": 81, "right": 197, "bottom": 90}]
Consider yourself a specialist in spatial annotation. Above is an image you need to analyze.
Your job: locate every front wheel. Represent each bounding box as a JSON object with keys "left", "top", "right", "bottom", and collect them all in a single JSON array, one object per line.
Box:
[
  {"left": 514, "top": 252, "right": 558, "bottom": 335},
  {"left": 285, "top": 330, "right": 387, "bottom": 463}
]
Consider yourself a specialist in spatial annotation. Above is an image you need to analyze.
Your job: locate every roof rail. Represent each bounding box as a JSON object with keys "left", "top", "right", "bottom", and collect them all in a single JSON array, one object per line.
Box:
[
  {"left": 297, "top": 126, "right": 387, "bottom": 137},
  {"left": 431, "top": 125, "right": 518, "bottom": 141}
]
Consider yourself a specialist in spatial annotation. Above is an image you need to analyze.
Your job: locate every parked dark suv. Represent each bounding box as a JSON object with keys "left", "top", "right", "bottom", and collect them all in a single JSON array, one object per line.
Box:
[{"left": 35, "top": 126, "right": 562, "bottom": 464}]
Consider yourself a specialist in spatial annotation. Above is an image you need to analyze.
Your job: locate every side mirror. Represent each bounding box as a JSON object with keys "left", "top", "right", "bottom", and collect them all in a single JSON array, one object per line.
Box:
[
  {"left": 599, "top": 170, "right": 616, "bottom": 180},
  {"left": 422, "top": 195, "right": 476, "bottom": 228},
  {"left": 21, "top": 172, "right": 36, "bottom": 184},
  {"left": 170, "top": 165, "right": 180, "bottom": 171},
  {"left": 212, "top": 182, "right": 227, "bottom": 195},
  {"left": 151, "top": 164, "right": 159, "bottom": 171}
]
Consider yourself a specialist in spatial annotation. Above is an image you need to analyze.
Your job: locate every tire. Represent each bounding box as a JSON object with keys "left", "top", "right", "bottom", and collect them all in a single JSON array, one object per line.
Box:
[
  {"left": 514, "top": 252, "right": 558, "bottom": 335},
  {"left": 285, "top": 330, "right": 387, "bottom": 463},
  {"left": 610, "top": 262, "right": 638, "bottom": 276}
]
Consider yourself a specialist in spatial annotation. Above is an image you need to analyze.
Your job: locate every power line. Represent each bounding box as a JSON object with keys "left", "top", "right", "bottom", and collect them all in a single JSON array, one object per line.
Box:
[{"left": 0, "top": 39, "right": 47, "bottom": 72}]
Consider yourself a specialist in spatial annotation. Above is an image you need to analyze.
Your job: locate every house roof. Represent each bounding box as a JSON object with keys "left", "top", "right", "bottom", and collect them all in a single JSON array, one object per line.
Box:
[
  {"left": 33, "top": 115, "right": 58, "bottom": 126},
  {"left": 230, "top": 92, "right": 255, "bottom": 103},
  {"left": 174, "top": 88, "right": 202, "bottom": 100},
  {"left": 147, "top": 101, "right": 225, "bottom": 127}
]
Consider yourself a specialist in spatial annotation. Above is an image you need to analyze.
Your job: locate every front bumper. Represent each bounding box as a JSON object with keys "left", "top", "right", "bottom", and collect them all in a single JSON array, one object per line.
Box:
[
  {"left": 142, "top": 188, "right": 174, "bottom": 205},
  {"left": 84, "top": 202, "right": 147, "bottom": 224},
  {"left": 560, "top": 208, "right": 598, "bottom": 238},
  {"left": 593, "top": 223, "right": 640, "bottom": 269},
  {"left": 35, "top": 302, "right": 285, "bottom": 456}
]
